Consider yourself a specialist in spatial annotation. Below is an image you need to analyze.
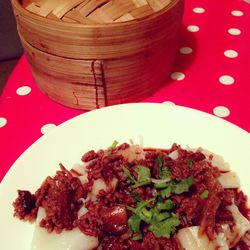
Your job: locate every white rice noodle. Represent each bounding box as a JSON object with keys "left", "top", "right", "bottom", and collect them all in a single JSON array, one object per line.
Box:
[
  {"left": 217, "top": 172, "right": 240, "bottom": 189},
  {"left": 177, "top": 226, "right": 228, "bottom": 250},
  {"left": 120, "top": 144, "right": 145, "bottom": 162},
  {"left": 226, "top": 204, "right": 250, "bottom": 247},
  {"left": 89, "top": 179, "right": 107, "bottom": 201},
  {"left": 78, "top": 178, "right": 117, "bottom": 218},
  {"left": 77, "top": 198, "right": 88, "bottom": 218},
  {"left": 31, "top": 207, "right": 99, "bottom": 250},
  {"left": 72, "top": 163, "right": 88, "bottom": 176},
  {"left": 201, "top": 149, "right": 230, "bottom": 172},
  {"left": 168, "top": 150, "right": 179, "bottom": 160},
  {"left": 71, "top": 163, "right": 88, "bottom": 185},
  {"left": 89, "top": 177, "right": 118, "bottom": 201}
]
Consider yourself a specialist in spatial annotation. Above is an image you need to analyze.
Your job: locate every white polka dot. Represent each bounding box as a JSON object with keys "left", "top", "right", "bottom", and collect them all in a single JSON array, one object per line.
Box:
[
  {"left": 228, "top": 28, "right": 241, "bottom": 35},
  {"left": 187, "top": 25, "right": 200, "bottom": 32},
  {"left": 179, "top": 47, "right": 193, "bottom": 55},
  {"left": 0, "top": 117, "right": 7, "bottom": 128},
  {"left": 163, "top": 101, "right": 176, "bottom": 106},
  {"left": 193, "top": 7, "right": 205, "bottom": 14},
  {"left": 170, "top": 72, "right": 185, "bottom": 81},
  {"left": 219, "top": 75, "right": 235, "bottom": 85},
  {"left": 16, "top": 86, "right": 31, "bottom": 96},
  {"left": 41, "top": 123, "right": 57, "bottom": 135},
  {"left": 231, "top": 10, "right": 244, "bottom": 16},
  {"left": 213, "top": 106, "right": 230, "bottom": 118},
  {"left": 224, "top": 50, "right": 238, "bottom": 58}
]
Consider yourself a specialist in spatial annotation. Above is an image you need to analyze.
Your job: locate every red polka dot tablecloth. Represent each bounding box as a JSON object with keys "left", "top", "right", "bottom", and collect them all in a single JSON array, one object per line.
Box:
[{"left": 0, "top": 0, "right": 250, "bottom": 182}]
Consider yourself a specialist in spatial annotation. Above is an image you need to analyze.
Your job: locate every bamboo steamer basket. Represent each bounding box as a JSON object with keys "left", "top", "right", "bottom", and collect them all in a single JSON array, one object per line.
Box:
[{"left": 11, "top": 0, "right": 184, "bottom": 110}]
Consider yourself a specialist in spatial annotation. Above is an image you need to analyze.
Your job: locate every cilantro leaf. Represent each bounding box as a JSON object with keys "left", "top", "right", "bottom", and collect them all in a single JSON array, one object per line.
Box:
[
  {"left": 131, "top": 165, "right": 151, "bottom": 188},
  {"left": 200, "top": 189, "right": 209, "bottom": 199},
  {"left": 160, "top": 185, "right": 172, "bottom": 198},
  {"left": 159, "top": 176, "right": 194, "bottom": 197},
  {"left": 173, "top": 176, "right": 194, "bottom": 194},
  {"left": 138, "top": 207, "right": 152, "bottom": 223},
  {"left": 187, "top": 159, "right": 193, "bottom": 168},
  {"left": 110, "top": 140, "right": 119, "bottom": 148},
  {"left": 148, "top": 214, "right": 180, "bottom": 238},
  {"left": 154, "top": 182, "right": 169, "bottom": 189},
  {"left": 131, "top": 192, "right": 142, "bottom": 202},
  {"left": 156, "top": 153, "right": 171, "bottom": 179},
  {"left": 154, "top": 212, "right": 171, "bottom": 222},
  {"left": 122, "top": 166, "right": 136, "bottom": 184},
  {"left": 135, "top": 165, "right": 151, "bottom": 182},
  {"left": 128, "top": 214, "right": 142, "bottom": 240},
  {"left": 156, "top": 199, "right": 175, "bottom": 211}
]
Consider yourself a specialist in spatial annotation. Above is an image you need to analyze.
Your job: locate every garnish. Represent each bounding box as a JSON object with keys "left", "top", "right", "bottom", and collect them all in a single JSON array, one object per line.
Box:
[
  {"left": 131, "top": 165, "right": 151, "bottom": 188},
  {"left": 128, "top": 214, "right": 142, "bottom": 240},
  {"left": 131, "top": 192, "right": 142, "bottom": 202},
  {"left": 123, "top": 160, "right": 194, "bottom": 240},
  {"left": 148, "top": 214, "right": 180, "bottom": 238},
  {"left": 128, "top": 196, "right": 179, "bottom": 240},
  {"left": 122, "top": 165, "right": 151, "bottom": 188},
  {"left": 122, "top": 166, "right": 136, "bottom": 184},
  {"left": 111, "top": 140, "right": 119, "bottom": 148},
  {"left": 159, "top": 176, "right": 194, "bottom": 197},
  {"left": 200, "top": 189, "right": 209, "bottom": 199},
  {"left": 187, "top": 159, "right": 193, "bottom": 168},
  {"left": 173, "top": 176, "right": 194, "bottom": 194},
  {"left": 160, "top": 185, "right": 172, "bottom": 198},
  {"left": 156, "top": 153, "right": 171, "bottom": 179},
  {"left": 156, "top": 200, "right": 175, "bottom": 211},
  {"left": 154, "top": 182, "right": 169, "bottom": 189}
]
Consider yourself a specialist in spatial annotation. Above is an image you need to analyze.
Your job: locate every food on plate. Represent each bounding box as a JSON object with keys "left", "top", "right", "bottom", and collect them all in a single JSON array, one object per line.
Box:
[{"left": 13, "top": 142, "right": 250, "bottom": 249}]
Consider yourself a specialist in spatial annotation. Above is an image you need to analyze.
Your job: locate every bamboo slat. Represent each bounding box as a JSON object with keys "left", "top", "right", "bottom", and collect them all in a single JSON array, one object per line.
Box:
[{"left": 11, "top": 0, "right": 184, "bottom": 110}]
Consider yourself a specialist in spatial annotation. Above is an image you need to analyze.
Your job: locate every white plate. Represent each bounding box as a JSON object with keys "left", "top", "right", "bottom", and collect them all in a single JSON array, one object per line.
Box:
[{"left": 0, "top": 103, "right": 250, "bottom": 249}]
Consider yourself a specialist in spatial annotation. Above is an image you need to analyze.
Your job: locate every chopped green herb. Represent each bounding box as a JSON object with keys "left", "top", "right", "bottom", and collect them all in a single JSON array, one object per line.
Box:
[
  {"left": 161, "top": 169, "right": 171, "bottom": 179},
  {"left": 154, "top": 182, "right": 169, "bottom": 189},
  {"left": 155, "top": 194, "right": 164, "bottom": 202},
  {"left": 128, "top": 214, "right": 142, "bottom": 240},
  {"left": 187, "top": 159, "right": 193, "bottom": 168},
  {"left": 173, "top": 176, "right": 194, "bottom": 194},
  {"left": 159, "top": 177, "right": 194, "bottom": 198},
  {"left": 156, "top": 200, "right": 175, "bottom": 211},
  {"left": 140, "top": 207, "right": 152, "bottom": 221},
  {"left": 131, "top": 165, "right": 151, "bottom": 188},
  {"left": 154, "top": 212, "right": 171, "bottom": 222},
  {"left": 134, "top": 199, "right": 154, "bottom": 213},
  {"left": 122, "top": 166, "right": 136, "bottom": 184},
  {"left": 110, "top": 140, "right": 119, "bottom": 148},
  {"left": 135, "top": 165, "right": 151, "bottom": 182},
  {"left": 200, "top": 189, "right": 209, "bottom": 199},
  {"left": 128, "top": 198, "right": 155, "bottom": 223},
  {"left": 128, "top": 196, "right": 179, "bottom": 239},
  {"left": 156, "top": 153, "right": 163, "bottom": 172},
  {"left": 150, "top": 204, "right": 171, "bottom": 223},
  {"left": 160, "top": 185, "right": 172, "bottom": 198},
  {"left": 123, "top": 165, "right": 151, "bottom": 188},
  {"left": 148, "top": 214, "right": 180, "bottom": 238},
  {"left": 131, "top": 192, "right": 142, "bottom": 202},
  {"left": 156, "top": 153, "right": 171, "bottom": 179}
]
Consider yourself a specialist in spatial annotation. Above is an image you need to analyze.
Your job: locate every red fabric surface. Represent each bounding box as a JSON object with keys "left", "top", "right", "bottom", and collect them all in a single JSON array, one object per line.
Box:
[{"left": 0, "top": 0, "right": 250, "bottom": 182}]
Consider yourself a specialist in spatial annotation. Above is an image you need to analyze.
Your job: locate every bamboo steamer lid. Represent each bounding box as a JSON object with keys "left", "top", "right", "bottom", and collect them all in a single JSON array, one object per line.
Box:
[{"left": 12, "top": 0, "right": 184, "bottom": 110}]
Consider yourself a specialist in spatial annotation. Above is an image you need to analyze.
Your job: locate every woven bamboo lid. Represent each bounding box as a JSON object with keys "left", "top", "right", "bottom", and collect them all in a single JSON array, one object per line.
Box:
[{"left": 23, "top": 0, "right": 173, "bottom": 24}]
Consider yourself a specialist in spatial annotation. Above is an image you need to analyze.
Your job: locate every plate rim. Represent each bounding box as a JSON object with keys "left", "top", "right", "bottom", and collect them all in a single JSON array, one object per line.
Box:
[{"left": 1, "top": 102, "right": 250, "bottom": 188}]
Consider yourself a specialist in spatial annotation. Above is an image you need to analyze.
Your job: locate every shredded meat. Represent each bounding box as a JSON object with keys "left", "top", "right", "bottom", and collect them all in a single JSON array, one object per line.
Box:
[
  {"left": 12, "top": 143, "right": 250, "bottom": 249},
  {"left": 13, "top": 190, "right": 37, "bottom": 220}
]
